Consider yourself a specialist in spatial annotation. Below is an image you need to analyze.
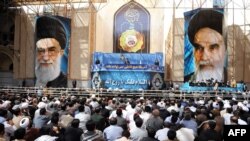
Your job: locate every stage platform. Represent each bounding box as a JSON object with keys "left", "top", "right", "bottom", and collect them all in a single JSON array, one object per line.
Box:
[
  {"left": 180, "top": 82, "right": 244, "bottom": 92},
  {"left": 91, "top": 52, "right": 164, "bottom": 90}
]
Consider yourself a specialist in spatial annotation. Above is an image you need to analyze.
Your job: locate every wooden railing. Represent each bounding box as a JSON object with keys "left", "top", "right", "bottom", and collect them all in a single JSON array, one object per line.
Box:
[{"left": 0, "top": 86, "right": 249, "bottom": 101}]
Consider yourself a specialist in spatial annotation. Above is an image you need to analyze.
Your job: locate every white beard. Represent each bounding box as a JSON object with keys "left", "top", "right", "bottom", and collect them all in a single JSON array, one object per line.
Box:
[
  {"left": 35, "top": 57, "right": 61, "bottom": 87},
  {"left": 196, "top": 66, "right": 224, "bottom": 82}
]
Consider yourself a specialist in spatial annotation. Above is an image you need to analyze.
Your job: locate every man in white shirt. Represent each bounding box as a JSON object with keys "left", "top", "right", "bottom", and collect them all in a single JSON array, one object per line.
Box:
[
  {"left": 155, "top": 122, "right": 171, "bottom": 141},
  {"left": 74, "top": 105, "right": 90, "bottom": 131},
  {"left": 130, "top": 117, "right": 148, "bottom": 141},
  {"left": 103, "top": 117, "right": 123, "bottom": 141}
]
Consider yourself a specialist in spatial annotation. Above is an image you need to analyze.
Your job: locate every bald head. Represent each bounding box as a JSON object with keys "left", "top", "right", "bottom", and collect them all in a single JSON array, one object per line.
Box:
[{"left": 152, "top": 109, "right": 160, "bottom": 117}]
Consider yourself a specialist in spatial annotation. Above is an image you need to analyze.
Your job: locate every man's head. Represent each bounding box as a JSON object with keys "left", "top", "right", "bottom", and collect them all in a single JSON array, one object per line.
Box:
[
  {"left": 188, "top": 9, "right": 225, "bottom": 81},
  {"left": 194, "top": 27, "right": 225, "bottom": 72},
  {"left": 35, "top": 16, "right": 66, "bottom": 85}
]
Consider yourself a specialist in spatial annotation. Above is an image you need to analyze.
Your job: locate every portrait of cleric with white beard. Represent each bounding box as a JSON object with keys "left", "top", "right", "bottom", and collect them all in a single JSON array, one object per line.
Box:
[
  {"left": 35, "top": 16, "right": 68, "bottom": 87},
  {"left": 186, "top": 9, "right": 227, "bottom": 82}
]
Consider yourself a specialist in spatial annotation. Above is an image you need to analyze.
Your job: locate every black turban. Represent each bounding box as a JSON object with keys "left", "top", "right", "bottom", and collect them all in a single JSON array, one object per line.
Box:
[
  {"left": 188, "top": 9, "right": 223, "bottom": 47},
  {"left": 36, "top": 16, "right": 66, "bottom": 49}
]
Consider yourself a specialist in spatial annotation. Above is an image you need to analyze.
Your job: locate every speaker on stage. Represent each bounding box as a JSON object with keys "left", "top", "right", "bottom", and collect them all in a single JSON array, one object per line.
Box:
[
  {"left": 154, "top": 59, "right": 159, "bottom": 66},
  {"left": 120, "top": 54, "right": 130, "bottom": 65},
  {"left": 95, "top": 58, "right": 100, "bottom": 64},
  {"left": 124, "top": 58, "right": 130, "bottom": 65}
]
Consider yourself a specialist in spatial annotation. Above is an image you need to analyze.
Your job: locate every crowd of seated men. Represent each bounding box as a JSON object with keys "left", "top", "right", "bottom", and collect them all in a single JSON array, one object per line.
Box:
[{"left": 0, "top": 90, "right": 250, "bottom": 141}]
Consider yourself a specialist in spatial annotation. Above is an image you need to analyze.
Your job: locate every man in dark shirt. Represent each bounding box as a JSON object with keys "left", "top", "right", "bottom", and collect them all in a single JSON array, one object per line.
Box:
[{"left": 64, "top": 119, "right": 83, "bottom": 141}]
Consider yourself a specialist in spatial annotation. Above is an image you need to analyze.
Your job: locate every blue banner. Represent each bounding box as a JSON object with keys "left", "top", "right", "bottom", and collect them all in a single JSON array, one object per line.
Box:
[
  {"left": 91, "top": 52, "right": 165, "bottom": 90},
  {"left": 92, "top": 64, "right": 164, "bottom": 72},
  {"left": 101, "top": 71, "right": 151, "bottom": 90}
]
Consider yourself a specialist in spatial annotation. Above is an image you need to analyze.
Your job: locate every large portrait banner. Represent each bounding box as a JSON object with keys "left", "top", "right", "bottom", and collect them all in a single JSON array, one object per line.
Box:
[
  {"left": 35, "top": 16, "right": 71, "bottom": 87},
  {"left": 184, "top": 8, "right": 227, "bottom": 83}
]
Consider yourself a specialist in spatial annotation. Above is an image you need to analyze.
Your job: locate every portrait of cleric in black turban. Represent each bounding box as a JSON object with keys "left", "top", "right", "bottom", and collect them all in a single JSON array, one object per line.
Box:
[
  {"left": 35, "top": 16, "right": 70, "bottom": 87},
  {"left": 184, "top": 8, "right": 227, "bottom": 82}
]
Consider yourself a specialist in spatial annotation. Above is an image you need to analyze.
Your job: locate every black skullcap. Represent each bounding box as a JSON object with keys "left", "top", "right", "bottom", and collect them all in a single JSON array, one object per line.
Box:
[
  {"left": 188, "top": 9, "right": 223, "bottom": 47},
  {"left": 36, "top": 16, "right": 66, "bottom": 49}
]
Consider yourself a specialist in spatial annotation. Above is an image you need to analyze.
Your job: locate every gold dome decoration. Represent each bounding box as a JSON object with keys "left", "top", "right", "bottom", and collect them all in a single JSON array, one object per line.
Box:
[{"left": 119, "top": 29, "right": 144, "bottom": 52}]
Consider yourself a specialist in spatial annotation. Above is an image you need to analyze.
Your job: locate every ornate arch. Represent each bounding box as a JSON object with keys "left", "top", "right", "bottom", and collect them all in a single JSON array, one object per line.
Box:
[
  {"left": 0, "top": 49, "right": 13, "bottom": 71},
  {"left": 114, "top": 1, "right": 150, "bottom": 53}
]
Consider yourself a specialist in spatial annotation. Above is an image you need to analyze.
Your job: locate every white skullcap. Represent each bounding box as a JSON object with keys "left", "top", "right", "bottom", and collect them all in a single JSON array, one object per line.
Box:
[
  {"left": 20, "top": 102, "right": 29, "bottom": 109},
  {"left": 241, "top": 106, "right": 249, "bottom": 112},
  {"left": 198, "top": 100, "right": 205, "bottom": 105},
  {"left": 86, "top": 98, "right": 92, "bottom": 103},
  {"left": 238, "top": 102, "right": 244, "bottom": 107},
  {"left": 243, "top": 100, "right": 248, "bottom": 105},
  {"left": 12, "top": 105, "right": 20, "bottom": 110},
  {"left": 71, "top": 96, "right": 76, "bottom": 100},
  {"left": 91, "top": 102, "right": 100, "bottom": 110},
  {"left": 37, "top": 102, "right": 46, "bottom": 109},
  {"left": 91, "top": 94, "right": 96, "bottom": 98},
  {"left": 223, "top": 100, "right": 230, "bottom": 104},
  {"left": 232, "top": 97, "right": 236, "bottom": 101},
  {"left": 20, "top": 117, "right": 30, "bottom": 128},
  {"left": 217, "top": 97, "right": 222, "bottom": 101},
  {"left": 189, "top": 106, "right": 196, "bottom": 112},
  {"left": 237, "top": 102, "right": 249, "bottom": 112},
  {"left": 1, "top": 100, "right": 11, "bottom": 108},
  {"left": 28, "top": 95, "right": 33, "bottom": 100},
  {"left": 224, "top": 103, "right": 231, "bottom": 108},
  {"left": 42, "top": 96, "right": 48, "bottom": 102},
  {"left": 157, "top": 102, "right": 166, "bottom": 109},
  {"left": 139, "top": 97, "right": 144, "bottom": 100},
  {"left": 55, "top": 100, "right": 60, "bottom": 105}
]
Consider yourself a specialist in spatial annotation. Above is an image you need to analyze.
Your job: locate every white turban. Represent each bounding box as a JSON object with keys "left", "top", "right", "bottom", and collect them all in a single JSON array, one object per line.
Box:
[
  {"left": 37, "top": 102, "right": 46, "bottom": 109},
  {"left": 20, "top": 117, "right": 30, "bottom": 128},
  {"left": 42, "top": 96, "right": 48, "bottom": 102},
  {"left": 20, "top": 102, "right": 29, "bottom": 109}
]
